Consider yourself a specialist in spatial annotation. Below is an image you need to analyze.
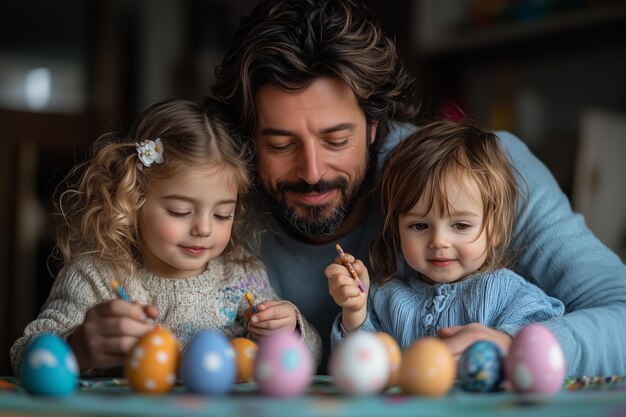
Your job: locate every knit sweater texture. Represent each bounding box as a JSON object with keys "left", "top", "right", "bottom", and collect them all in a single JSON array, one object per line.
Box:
[{"left": 10, "top": 255, "right": 322, "bottom": 376}]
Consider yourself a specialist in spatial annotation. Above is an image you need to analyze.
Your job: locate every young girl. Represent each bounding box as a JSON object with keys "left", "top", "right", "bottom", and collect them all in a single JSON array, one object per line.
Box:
[
  {"left": 325, "top": 119, "right": 564, "bottom": 353},
  {"left": 11, "top": 98, "right": 321, "bottom": 376}
]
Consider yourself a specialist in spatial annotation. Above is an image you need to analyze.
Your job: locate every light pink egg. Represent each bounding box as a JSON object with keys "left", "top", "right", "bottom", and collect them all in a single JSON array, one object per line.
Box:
[
  {"left": 253, "top": 331, "right": 313, "bottom": 397},
  {"left": 329, "top": 331, "right": 390, "bottom": 395},
  {"left": 505, "top": 324, "right": 566, "bottom": 394}
]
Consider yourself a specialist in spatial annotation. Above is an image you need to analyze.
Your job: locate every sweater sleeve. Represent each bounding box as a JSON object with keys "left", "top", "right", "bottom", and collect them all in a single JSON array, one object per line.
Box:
[
  {"left": 485, "top": 270, "right": 565, "bottom": 337},
  {"left": 9, "top": 257, "right": 114, "bottom": 376},
  {"left": 245, "top": 266, "right": 323, "bottom": 367},
  {"left": 498, "top": 131, "right": 626, "bottom": 376}
]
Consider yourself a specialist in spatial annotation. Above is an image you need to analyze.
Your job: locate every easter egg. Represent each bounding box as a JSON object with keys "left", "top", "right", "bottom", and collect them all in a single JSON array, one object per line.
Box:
[
  {"left": 399, "top": 337, "right": 455, "bottom": 396},
  {"left": 505, "top": 324, "right": 566, "bottom": 394},
  {"left": 125, "top": 326, "right": 178, "bottom": 394},
  {"left": 458, "top": 340, "right": 504, "bottom": 392},
  {"left": 330, "top": 331, "right": 390, "bottom": 395},
  {"left": 19, "top": 333, "right": 78, "bottom": 396},
  {"left": 230, "top": 337, "right": 257, "bottom": 383},
  {"left": 253, "top": 331, "right": 313, "bottom": 397},
  {"left": 180, "top": 330, "right": 236, "bottom": 395},
  {"left": 375, "top": 332, "right": 401, "bottom": 389}
]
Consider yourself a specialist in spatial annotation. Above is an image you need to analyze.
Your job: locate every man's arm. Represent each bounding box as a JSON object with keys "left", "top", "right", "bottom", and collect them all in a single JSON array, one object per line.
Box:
[{"left": 498, "top": 131, "right": 626, "bottom": 376}]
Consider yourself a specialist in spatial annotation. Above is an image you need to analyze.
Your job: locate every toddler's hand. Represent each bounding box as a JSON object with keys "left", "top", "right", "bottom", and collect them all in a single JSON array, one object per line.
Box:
[
  {"left": 325, "top": 254, "right": 369, "bottom": 312},
  {"left": 246, "top": 300, "right": 298, "bottom": 339},
  {"left": 67, "top": 299, "right": 157, "bottom": 372},
  {"left": 325, "top": 253, "right": 370, "bottom": 331}
]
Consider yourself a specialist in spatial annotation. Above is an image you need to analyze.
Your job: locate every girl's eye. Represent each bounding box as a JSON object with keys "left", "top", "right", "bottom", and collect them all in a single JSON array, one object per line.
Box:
[
  {"left": 167, "top": 210, "right": 190, "bottom": 218},
  {"left": 214, "top": 213, "right": 234, "bottom": 221},
  {"left": 410, "top": 223, "right": 428, "bottom": 231}
]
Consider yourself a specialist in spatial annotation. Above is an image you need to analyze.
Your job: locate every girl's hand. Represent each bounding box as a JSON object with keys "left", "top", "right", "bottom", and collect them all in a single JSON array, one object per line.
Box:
[
  {"left": 246, "top": 300, "right": 297, "bottom": 339},
  {"left": 67, "top": 299, "right": 158, "bottom": 372},
  {"left": 437, "top": 323, "right": 512, "bottom": 360},
  {"left": 324, "top": 254, "right": 370, "bottom": 331}
]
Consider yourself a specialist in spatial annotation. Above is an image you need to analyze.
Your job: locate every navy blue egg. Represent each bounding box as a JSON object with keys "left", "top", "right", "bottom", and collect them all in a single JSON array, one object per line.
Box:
[{"left": 458, "top": 340, "right": 504, "bottom": 392}]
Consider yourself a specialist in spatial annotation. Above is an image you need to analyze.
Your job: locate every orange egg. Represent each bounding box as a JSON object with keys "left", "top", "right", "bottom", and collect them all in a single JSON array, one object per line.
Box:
[
  {"left": 230, "top": 337, "right": 258, "bottom": 383},
  {"left": 399, "top": 337, "right": 455, "bottom": 396},
  {"left": 375, "top": 332, "right": 402, "bottom": 388},
  {"left": 125, "top": 327, "right": 179, "bottom": 394}
]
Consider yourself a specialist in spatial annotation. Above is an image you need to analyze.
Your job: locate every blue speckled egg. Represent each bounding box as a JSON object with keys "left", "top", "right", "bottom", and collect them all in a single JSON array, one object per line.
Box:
[
  {"left": 180, "top": 330, "right": 236, "bottom": 395},
  {"left": 19, "top": 333, "right": 79, "bottom": 396},
  {"left": 458, "top": 340, "right": 504, "bottom": 392}
]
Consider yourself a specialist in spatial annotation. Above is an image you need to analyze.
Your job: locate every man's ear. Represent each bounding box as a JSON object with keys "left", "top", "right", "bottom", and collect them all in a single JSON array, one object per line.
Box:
[{"left": 369, "top": 121, "right": 379, "bottom": 145}]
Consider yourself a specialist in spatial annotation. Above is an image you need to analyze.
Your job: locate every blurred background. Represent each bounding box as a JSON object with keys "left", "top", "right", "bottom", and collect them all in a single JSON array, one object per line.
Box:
[{"left": 1, "top": 0, "right": 625, "bottom": 375}]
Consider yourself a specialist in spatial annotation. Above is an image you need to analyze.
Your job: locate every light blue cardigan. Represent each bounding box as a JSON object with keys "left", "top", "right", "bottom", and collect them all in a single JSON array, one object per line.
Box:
[
  {"left": 330, "top": 269, "right": 566, "bottom": 348},
  {"left": 259, "top": 123, "right": 626, "bottom": 376}
]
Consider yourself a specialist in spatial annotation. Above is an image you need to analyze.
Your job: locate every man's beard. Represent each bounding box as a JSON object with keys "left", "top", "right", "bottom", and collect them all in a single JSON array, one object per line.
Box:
[{"left": 260, "top": 148, "right": 378, "bottom": 239}]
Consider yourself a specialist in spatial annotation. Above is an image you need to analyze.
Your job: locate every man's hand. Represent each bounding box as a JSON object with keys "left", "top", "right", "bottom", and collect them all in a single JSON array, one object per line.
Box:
[{"left": 437, "top": 323, "right": 512, "bottom": 360}]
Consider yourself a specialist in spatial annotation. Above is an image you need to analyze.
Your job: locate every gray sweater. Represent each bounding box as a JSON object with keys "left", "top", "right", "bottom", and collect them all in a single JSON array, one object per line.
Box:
[{"left": 11, "top": 255, "right": 322, "bottom": 376}]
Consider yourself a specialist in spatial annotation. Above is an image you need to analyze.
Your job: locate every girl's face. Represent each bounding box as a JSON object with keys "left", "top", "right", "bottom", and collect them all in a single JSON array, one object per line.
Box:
[
  {"left": 139, "top": 166, "right": 238, "bottom": 278},
  {"left": 398, "top": 174, "right": 488, "bottom": 284}
]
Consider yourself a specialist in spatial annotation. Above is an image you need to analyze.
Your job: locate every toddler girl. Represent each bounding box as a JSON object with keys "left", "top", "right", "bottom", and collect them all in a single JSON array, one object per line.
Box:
[{"left": 326, "top": 120, "right": 564, "bottom": 354}]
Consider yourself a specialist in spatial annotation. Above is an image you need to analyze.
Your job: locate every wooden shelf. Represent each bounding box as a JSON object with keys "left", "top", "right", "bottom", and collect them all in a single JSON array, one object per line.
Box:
[{"left": 418, "top": 3, "right": 626, "bottom": 55}]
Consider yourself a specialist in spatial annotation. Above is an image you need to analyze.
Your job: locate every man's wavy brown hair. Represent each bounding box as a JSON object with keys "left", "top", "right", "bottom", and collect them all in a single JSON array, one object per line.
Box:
[{"left": 209, "top": 0, "right": 420, "bottom": 149}]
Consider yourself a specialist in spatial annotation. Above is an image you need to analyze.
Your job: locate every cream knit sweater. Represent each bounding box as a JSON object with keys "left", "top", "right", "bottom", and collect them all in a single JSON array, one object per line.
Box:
[{"left": 11, "top": 255, "right": 322, "bottom": 376}]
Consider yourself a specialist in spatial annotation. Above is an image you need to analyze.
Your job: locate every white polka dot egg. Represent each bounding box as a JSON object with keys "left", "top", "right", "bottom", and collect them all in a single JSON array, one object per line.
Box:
[
  {"left": 125, "top": 326, "right": 179, "bottom": 394},
  {"left": 505, "top": 324, "right": 566, "bottom": 394},
  {"left": 180, "top": 330, "right": 236, "bottom": 395},
  {"left": 253, "top": 331, "right": 313, "bottom": 397}
]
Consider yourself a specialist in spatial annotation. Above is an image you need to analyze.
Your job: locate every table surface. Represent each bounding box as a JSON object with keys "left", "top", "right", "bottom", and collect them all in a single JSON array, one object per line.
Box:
[{"left": 2, "top": 376, "right": 626, "bottom": 417}]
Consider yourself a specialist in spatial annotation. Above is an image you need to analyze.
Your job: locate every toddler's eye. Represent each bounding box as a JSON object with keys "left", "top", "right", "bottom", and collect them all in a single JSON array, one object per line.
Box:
[
  {"left": 411, "top": 223, "right": 428, "bottom": 231},
  {"left": 453, "top": 223, "right": 471, "bottom": 231}
]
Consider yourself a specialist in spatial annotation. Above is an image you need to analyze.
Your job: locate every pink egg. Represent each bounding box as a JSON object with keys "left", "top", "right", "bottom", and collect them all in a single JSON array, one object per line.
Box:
[
  {"left": 253, "top": 331, "right": 313, "bottom": 397},
  {"left": 329, "top": 331, "right": 390, "bottom": 395},
  {"left": 505, "top": 324, "right": 566, "bottom": 394}
]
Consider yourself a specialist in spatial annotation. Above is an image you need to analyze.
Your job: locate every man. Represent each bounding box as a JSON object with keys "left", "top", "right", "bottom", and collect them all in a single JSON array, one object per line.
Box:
[{"left": 210, "top": 0, "right": 626, "bottom": 375}]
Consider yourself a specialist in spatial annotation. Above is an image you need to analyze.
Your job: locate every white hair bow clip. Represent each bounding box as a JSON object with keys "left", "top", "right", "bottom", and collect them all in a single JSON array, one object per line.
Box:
[{"left": 136, "top": 138, "right": 164, "bottom": 167}]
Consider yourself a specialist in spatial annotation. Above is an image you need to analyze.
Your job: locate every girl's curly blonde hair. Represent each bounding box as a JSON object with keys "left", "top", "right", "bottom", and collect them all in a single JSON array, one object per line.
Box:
[{"left": 53, "top": 98, "right": 257, "bottom": 279}]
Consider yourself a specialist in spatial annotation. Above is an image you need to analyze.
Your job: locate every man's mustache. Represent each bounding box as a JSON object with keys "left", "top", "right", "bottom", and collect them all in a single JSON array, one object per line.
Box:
[{"left": 276, "top": 179, "right": 348, "bottom": 194}]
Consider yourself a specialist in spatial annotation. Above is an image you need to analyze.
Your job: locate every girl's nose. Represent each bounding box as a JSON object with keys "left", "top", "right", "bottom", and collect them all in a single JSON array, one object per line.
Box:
[{"left": 191, "top": 215, "right": 211, "bottom": 237}]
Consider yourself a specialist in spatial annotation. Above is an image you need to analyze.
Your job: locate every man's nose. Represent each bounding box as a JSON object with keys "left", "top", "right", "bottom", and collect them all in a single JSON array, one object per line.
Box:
[{"left": 296, "top": 142, "right": 324, "bottom": 184}]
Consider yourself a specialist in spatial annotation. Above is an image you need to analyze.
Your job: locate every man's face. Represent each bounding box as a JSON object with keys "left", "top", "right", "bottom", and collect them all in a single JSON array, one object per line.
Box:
[{"left": 253, "top": 77, "right": 376, "bottom": 238}]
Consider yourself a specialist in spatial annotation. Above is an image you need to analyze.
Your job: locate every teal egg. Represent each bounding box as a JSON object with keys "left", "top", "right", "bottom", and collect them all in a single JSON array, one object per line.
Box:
[{"left": 19, "top": 333, "right": 79, "bottom": 396}]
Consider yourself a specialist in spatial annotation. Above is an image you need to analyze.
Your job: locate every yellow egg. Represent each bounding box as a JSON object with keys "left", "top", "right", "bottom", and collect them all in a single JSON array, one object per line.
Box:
[
  {"left": 230, "top": 337, "right": 258, "bottom": 383},
  {"left": 399, "top": 337, "right": 455, "bottom": 396},
  {"left": 375, "top": 332, "right": 402, "bottom": 388},
  {"left": 125, "top": 326, "right": 178, "bottom": 394}
]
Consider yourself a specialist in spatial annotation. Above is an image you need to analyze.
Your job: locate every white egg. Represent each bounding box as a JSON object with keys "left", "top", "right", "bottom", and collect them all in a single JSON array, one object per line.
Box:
[{"left": 330, "top": 331, "right": 390, "bottom": 395}]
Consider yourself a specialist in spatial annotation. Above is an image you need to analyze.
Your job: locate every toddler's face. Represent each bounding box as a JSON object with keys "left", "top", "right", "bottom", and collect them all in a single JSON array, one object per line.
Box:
[
  {"left": 398, "top": 174, "right": 487, "bottom": 284},
  {"left": 139, "top": 167, "right": 238, "bottom": 278}
]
